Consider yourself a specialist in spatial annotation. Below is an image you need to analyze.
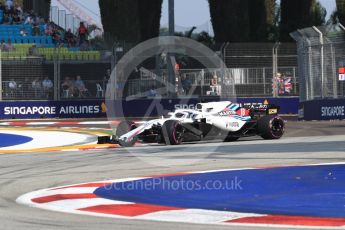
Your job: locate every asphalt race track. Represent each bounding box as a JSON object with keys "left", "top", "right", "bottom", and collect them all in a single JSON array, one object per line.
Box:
[{"left": 1, "top": 120, "right": 345, "bottom": 230}]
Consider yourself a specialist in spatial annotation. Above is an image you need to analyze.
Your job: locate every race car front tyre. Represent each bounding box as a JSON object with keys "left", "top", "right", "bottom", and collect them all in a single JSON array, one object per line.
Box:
[
  {"left": 116, "top": 120, "right": 137, "bottom": 147},
  {"left": 258, "top": 115, "right": 285, "bottom": 139},
  {"left": 116, "top": 121, "right": 137, "bottom": 137},
  {"left": 162, "top": 120, "right": 183, "bottom": 145}
]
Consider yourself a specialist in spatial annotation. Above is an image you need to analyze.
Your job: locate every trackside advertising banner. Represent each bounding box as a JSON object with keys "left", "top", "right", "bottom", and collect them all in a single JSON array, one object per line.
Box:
[
  {"left": 0, "top": 97, "right": 299, "bottom": 119},
  {"left": 0, "top": 100, "right": 107, "bottom": 119},
  {"left": 299, "top": 99, "right": 345, "bottom": 121}
]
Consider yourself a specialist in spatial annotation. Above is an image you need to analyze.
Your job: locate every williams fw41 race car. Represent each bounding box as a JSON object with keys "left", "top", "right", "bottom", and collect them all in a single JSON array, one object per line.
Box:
[{"left": 98, "top": 101, "right": 285, "bottom": 147}]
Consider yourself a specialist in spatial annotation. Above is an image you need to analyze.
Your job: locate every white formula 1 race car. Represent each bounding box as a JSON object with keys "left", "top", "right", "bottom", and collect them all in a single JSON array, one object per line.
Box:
[{"left": 98, "top": 101, "right": 285, "bottom": 147}]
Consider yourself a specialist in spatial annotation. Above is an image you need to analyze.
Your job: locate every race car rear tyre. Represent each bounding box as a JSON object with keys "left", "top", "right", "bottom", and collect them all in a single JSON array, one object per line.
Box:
[
  {"left": 116, "top": 121, "right": 137, "bottom": 147},
  {"left": 162, "top": 120, "right": 183, "bottom": 145},
  {"left": 258, "top": 115, "right": 284, "bottom": 139}
]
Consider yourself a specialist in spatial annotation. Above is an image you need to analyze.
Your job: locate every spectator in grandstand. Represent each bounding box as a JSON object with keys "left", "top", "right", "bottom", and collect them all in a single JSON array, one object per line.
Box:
[
  {"left": 52, "top": 28, "right": 63, "bottom": 47},
  {"left": 42, "top": 76, "right": 53, "bottom": 90},
  {"left": 78, "top": 22, "right": 88, "bottom": 46},
  {"left": 5, "top": 0, "right": 13, "bottom": 9},
  {"left": 20, "top": 27, "right": 29, "bottom": 36},
  {"left": 8, "top": 78, "right": 17, "bottom": 97},
  {"left": 32, "top": 77, "right": 42, "bottom": 98},
  {"left": 103, "top": 69, "right": 110, "bottom": 90},
  {"left": 42, "top": 76, "right": 53, "bottom": 99},
  {"left": 32, "top": 21, "right": 40, "bottom": 36},
  {"left": 39, "top": 19, "right": 47, "bottom": 35},
  {"left": 31, "top": 77, "right": 41, "bottom": 89},
  {"left": 33, "top": 15, "right": 41, "bottom": 25},
  {"left": 28, "top": 9, "right": 35, "bottom": 18},
  {"left": 14, "top": 3, "right": 22, "bottom": 17},
  {"left": 3, "top": 39, "right": 15, "bottom": 51},
  {"left": 211, "top": 74, "right": 218, "bottom": 85},
  {"left": 12, "top": 14, "right": 21, "bottom": 24},
  {"left": 64, "top": 29, "right": 76, "bottom": 47},
  {"left": 2, "top": 14, "right": 11, "bottom": 24},
  {"left": 8, "top": 78, "right": 17, "bottom": 90},
  {"left": 22, "top": 77, "right": 30, "bottom": 93},
  {"left": 210, "top": 74, "right": 219, "bottom": 95},
  {"left": 74, "top": 75, "right": 88, "bottom": 97},
  {"left": 148, "top": 86, "right": 157, "bottom": 97},
  {"left": 24, "top": 15, "right": 33, "bottom": 24},
  {"left": 0, "top": 40, "right": 5, "bottom": 50},
  {"left": 44, "top": 22, "right": 53, "bottom": 36},
  {"left": 3, "top": 5, "right": 13, "bottom": 16},
  {"left": 61, "top": 76, "right": 74, "bottom": 98},
  {"left": 181, "top": 75, "right": 192, "bottom": 95}
]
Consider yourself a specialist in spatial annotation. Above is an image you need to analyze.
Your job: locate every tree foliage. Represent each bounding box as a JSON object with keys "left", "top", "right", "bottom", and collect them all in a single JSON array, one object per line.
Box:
[
  {"left": 208, "top": 0, "right": 275, "bottom": 43},
  {"left": 208, "top": 0, "right": 250, "bottom": 43},
  {"left": 280, "top": 0, "right": 312, "bottom": 41},
  {"left": 99, "top": 0, "right": 162, "bottom": 46},
  {"left": 279, "top": 0, "right": 325, "bottom": 41},
  {"left": 311, "top": 1, "right": 327, "bottom": 26},
  {"left": 248, "top": 0, "right": 276, "bottom": 42},
  {"left": 196, "top": 31, "right": 215, "bottom": 49},
  {"left": 336, "top": 0, "right": 345, "bottom": 25}
]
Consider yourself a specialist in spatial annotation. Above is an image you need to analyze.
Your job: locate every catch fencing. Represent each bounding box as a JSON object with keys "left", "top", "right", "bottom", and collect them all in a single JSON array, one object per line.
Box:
[
  {"left": 0, "top": 55, "right": 111, "bottom": 101},
  {"left": 291, "top": 24, "right": 345, "bottom": 102},
  {"left": 0, "top": 42, "right": 299, "bottom": 101},
  {"left": 123, "top": 66, "right": 298, "bottom": 100}
]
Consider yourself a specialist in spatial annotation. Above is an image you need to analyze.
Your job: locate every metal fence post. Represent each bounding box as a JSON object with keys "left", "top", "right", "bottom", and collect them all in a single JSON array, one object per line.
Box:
[
  {"left": 306, "top": 39, "right": 312, "bottom": 101},
  {"left": 272, "top": 42, "right": 280, "bottom": 97},
  {"left": 293, "top": 67, "right": 297, "bottom": 95},
  {"left": 262, "top": 68, "right": 266, "bottom": 95},
  {"left": 54, "top": 58, "right": 58, "bottom": 100},
  {"left": 337, "top": 24, "right": 345, "bottom": 98},
  {"left": 330, "top": 43, "right": 338, "bottom": 98},
  {"left": 312, "top": 26, "right": 324, "bottom": 98}
]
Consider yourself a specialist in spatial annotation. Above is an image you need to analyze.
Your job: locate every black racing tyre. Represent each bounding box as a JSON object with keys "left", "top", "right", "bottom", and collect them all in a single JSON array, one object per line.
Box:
[
  {"left": 161, "top": 120, "right": 184, "bottom": 145},
  {"left": 258, "top": 115, "right": 285, "bottom": 139},
  {"left": 223, "top": 136, "right": 239, "bottom": 142},
  {"left": 116, "top": 121, "right": 137, "bottom": 147}
]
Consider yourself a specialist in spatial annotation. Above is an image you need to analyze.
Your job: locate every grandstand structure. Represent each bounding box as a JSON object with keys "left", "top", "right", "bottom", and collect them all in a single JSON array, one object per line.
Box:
[
  {"left": 0, "top": 1, "right": 109, "bottom": 101},
  {"left": 0, "top": 2, "right": 102, "bottom": 61},
  {"left": 55, "top": 0, "right": 102, "bottom": 31}
]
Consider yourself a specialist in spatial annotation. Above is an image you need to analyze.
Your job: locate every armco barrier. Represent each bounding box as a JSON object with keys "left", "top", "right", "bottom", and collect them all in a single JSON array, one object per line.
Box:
[
  {"left": 0, "top": 97, "right": 298, "bottom": 119},
  {"left": 299, "top": 99, "right": 345, "bottom": 121}
]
